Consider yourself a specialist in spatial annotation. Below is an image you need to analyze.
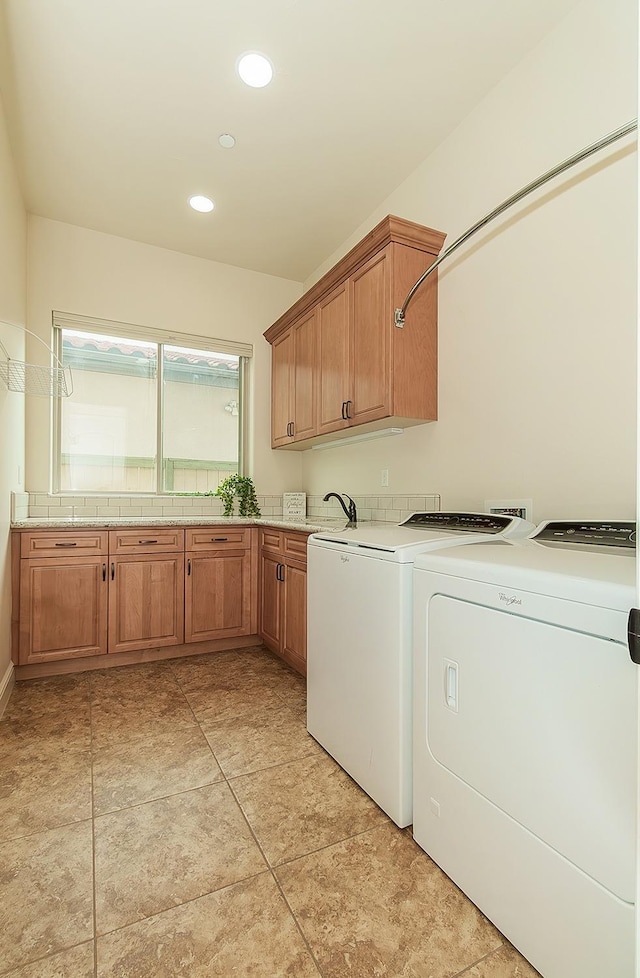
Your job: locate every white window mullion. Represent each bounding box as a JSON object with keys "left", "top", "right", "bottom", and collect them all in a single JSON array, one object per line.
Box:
[{"left": 156, "top": 343, "right": 164, "bottom": 494}]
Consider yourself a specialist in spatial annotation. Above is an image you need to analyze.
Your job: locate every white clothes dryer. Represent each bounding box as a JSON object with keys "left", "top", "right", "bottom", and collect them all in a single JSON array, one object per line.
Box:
[
  {"left": 306, "top": 511, "right": 534, "bottom": 828},
  {"left": 412, "top": 520, "right": 637, "bottom": 978}
]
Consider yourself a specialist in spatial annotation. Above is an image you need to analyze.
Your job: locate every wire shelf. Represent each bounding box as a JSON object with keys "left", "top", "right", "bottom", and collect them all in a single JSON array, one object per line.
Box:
[{"left": 0, "top": 325, "right": 73, "bottom": 398}]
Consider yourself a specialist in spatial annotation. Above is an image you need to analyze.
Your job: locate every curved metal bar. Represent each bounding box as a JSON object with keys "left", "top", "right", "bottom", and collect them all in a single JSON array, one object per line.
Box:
[{"left": 394, "top": 118, "right": 638, "bottom": 327}]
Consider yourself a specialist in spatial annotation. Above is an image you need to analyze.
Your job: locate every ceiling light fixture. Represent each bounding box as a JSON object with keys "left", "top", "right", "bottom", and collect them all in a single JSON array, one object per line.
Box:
[
  {"left": 218, "top": 133, "right": 236, "bottom": 148},
  {"left": 189, "top": 195, "right": 214, "bottom": 213},
  {"left": 237, "top": 52, "right": 273, "bottom": 88}
]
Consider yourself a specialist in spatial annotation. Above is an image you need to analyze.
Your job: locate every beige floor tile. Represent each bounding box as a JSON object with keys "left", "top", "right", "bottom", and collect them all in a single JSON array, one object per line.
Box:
[
  {"left": 0, "top": 679, "right": 91, "bottom": 754},
  {"left": 94, "top": 781, "right": 267, "bottom": 934},
  {"left": 241, "top": 652, "right": 307, "bottom": 708},
  {"left": 0, "top": 746, "right": 92, "bottom": 841},
  {"left": 4, "top": 942, "right": 95, "bottom": 978},
  {"left": 276, "top": 822, "right": 503, "bottom": 978},
  {"left": 181, "top": 672, "right": 283, "bottom": 723},
  {"left": 92, "top": 725, "right": 223, "bottom": 814},
  {"left": 97, "top": 873, "right": 319, "bottom": 977},
  {"left": 90, "top": 660, "right": 177, "bottom": 695},
  {"left": 0, "top": 710, "right": 91, "bottom": 755},
  {"left": 90, "top": 686, "right": 198, "bottom": 748},
  {"left": 231, "top": 752, "right": 388, "bottom": 866},
  {"left": 201, "top": 702, "right": 321, "bottom": 778},
  {"left": 270, "top": 669, "right": 307, "bottom": 709},
  {"left": 463, "top": 943, "right": 542, "bottom": 977},
  {"left": 0, "top": 822, "right": 94, "bottom": 973},
  {"left": 169, "top": 650, "right": 245, "bottom": 687},
  {"left": 239, "top": 646, "right": 298, "bottom": 678},
  {"left": 8, "top": 675, "right": 90, "bottom": 718}
]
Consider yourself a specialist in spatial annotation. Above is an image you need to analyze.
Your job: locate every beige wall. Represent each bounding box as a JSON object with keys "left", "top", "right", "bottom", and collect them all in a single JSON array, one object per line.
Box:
[
  {"left": 302, "top": 0, "right": 638, "bottom": 522},
  {"left": 0, "top": 90, "right": 26, "bottom": 687},
  {"left": 26, "top": 217, "right": 304, "bottom": 493}
]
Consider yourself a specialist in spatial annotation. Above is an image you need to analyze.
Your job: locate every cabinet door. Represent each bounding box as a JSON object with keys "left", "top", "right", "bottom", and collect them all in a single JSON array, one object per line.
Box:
[
  {"left": 19, "top": 556, "right": 108, "bottom": 664},
  {"left": 185, "top": 550, "right": 251, "bottom": 642},
  {"left": 109, "top": 554, "right": 184, "bottom": 653},
  {"left": 350, "top": 248, "right": 391, "bottom": 425},
  {"left": 317, "top": 281, "right": 350, "bottom": 434},
  {"left": 292, "top": 309, "right": 317, "bottom": 442},
  {"left": 271, "top": 328, "right": 294, "bottom": 447},
  {"left": 259, "top": 551, "right": 282, "bottom": 652},
  {"left": 281, "top": 557, "right": 307, "bottom": 676}
]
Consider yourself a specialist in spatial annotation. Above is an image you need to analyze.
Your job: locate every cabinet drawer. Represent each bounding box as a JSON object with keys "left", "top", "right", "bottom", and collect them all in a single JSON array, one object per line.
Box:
[
  {"left": 186, "top": 527, "right": 252, "bottom": 551},
  {"left": 109, "top": 528, "right": 185, "bottom": 554},
  {"left": 260, "top": 528, "right": 282, "bottom": 554},
  {"left": 283, "top": 532, "right": 310, "bottom": 562},
  {"left": 20, "top": 530, "right": 108, "bottom": 558}
]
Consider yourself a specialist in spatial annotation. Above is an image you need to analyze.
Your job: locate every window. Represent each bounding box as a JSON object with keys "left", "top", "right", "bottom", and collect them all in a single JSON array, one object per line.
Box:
[{"left": 54, "top": 316, "right": 250, "bottom": 493}]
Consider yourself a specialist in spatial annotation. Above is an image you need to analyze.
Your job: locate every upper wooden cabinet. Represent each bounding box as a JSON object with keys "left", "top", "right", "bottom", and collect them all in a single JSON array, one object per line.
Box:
[
  {"left": 271, "top": 308, "right": 317, "bottom": 446},
  {"left": 265, "top": 215, "right": 446, "bottom": 449}
]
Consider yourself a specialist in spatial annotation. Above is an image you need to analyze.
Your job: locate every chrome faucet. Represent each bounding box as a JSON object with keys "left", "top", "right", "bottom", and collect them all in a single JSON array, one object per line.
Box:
[{"left": 323, "top": 492, "right": 357, "bottom": 525}]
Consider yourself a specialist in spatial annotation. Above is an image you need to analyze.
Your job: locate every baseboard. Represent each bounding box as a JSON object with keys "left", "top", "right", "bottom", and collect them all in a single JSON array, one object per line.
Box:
[
  {"left": 14, "top": 634, "right": 265, "bottom": 681},
  {"left": 0, "top": 660, "right": 15, "bottom": 717}
]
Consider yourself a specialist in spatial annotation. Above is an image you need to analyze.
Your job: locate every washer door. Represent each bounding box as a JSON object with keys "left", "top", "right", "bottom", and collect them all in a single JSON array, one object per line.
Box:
[{"left": 426, "top": 595, "right": 637, "bottom": 903}]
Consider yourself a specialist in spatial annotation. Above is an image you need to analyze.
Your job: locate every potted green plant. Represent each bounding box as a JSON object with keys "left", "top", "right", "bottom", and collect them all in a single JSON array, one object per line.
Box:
[{"left": 215, "top": 475, "right": 261, "bottom": 518}]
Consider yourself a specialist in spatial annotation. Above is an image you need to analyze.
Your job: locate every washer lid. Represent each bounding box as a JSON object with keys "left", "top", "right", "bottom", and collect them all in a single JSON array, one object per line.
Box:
[{"left": 308, "top": 512, "right": 533, "bottom": 558}]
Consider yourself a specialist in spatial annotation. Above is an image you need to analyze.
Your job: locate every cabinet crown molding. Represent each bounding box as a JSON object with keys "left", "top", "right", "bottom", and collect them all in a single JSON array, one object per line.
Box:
[{"left": 264, "top": 214, "right": 446, "bottom": 343}]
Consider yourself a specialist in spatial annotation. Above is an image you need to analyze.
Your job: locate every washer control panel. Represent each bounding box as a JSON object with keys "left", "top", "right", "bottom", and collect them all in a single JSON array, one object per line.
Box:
[
  {"left": 401, "top": 512, "right": 513, "bottom": 533},
  {"left": 532, "top": 520, "right": 636, "bottom": 548}
]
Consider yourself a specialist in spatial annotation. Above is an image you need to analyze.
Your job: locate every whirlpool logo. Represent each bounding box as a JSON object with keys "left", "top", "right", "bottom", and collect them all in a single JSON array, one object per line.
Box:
[{"left": 498, "top": 591, "right": 522, "bottom": 607}]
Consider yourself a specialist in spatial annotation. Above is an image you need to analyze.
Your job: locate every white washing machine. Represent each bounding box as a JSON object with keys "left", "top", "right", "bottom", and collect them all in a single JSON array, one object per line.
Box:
[
  {"left": 412, "top": 520, "right": 637, "bottom": 978},
  {"left": 306, "top": 511, "right": 534, "bottom": 827}
]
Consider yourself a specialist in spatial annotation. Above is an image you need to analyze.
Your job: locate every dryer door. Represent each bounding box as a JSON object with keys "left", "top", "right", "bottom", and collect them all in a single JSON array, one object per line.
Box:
[{"left": 426, "top": 594, "right": 637, "bottom": 903}]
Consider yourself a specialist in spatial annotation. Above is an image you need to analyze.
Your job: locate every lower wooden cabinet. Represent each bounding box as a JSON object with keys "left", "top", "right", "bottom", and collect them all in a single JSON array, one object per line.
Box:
[
  {"left": 11, "top": 526, "right": 257, "bottom": 669},
  {"left": 108, "top": 553, "right": 184, "bottom": 653},
  {"left": 19, "top": 554, "right": 108, "bottom": 664},
  {"left": 258, "top": 529, "right": 310, "bottom": 675},
  {"left": 184, "top": 527, "right": 256, "bottom": 643},
  {"left": 12, "top": 523, "right": 308, "bottom": 675}
]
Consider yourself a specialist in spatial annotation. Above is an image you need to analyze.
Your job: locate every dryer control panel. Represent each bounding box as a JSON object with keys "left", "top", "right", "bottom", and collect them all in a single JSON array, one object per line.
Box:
[{"left": 532, "top": 520, "right": 636, "bottom": 548}]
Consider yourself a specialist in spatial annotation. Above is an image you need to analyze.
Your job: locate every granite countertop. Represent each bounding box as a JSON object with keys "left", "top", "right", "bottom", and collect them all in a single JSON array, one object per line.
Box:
[{"left": 10, "top": 516, "right": 351, "bottom": 532}]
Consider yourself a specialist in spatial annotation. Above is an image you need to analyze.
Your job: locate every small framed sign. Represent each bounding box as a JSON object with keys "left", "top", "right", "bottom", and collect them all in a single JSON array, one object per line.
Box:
[{"left": 283, "top": 492, "right": 306, "bottom": 519}]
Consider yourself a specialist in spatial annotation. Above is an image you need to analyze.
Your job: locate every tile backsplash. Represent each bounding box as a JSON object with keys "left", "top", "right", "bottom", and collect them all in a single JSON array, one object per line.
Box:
[{"left": 14, "top": 491, "right": 441, "bottom": 523}]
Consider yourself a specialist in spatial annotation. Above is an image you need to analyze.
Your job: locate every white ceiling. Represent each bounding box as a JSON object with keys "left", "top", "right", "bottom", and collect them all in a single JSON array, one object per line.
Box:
[{"left": 0, "top": 0, "right": 580, "bottom": 281}]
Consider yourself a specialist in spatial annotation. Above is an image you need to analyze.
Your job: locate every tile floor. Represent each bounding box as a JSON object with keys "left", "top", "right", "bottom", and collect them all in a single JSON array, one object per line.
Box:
[{"left": 0, "top": 646, "right": 541, "bottom": 977}]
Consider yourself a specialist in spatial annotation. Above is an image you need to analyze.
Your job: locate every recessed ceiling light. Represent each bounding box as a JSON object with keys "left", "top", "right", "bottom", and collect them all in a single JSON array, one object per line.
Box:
[
  {"left": 218, "top": 133, "right": 236, "bottom": 149},
  {"left": 237, "top": 52, "right": 273, "bottom": 88},
  {"left": 189, "top": 195, "right": 214, "bottom": 213}
]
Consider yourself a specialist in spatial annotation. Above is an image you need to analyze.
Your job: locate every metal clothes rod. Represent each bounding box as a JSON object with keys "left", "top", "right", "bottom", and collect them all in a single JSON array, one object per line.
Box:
[{"left": 394, "top": 118, "right": 638, "bottom": 327}]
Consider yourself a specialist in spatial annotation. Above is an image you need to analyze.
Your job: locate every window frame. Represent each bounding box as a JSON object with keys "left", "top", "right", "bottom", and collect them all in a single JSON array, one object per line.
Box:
[{"left": 52, "top": 313, "right": 251, "bottom": 495}]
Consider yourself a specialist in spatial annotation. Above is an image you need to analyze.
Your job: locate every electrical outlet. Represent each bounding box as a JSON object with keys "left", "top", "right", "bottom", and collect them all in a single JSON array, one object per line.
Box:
[{"left": 381, "top": 469, "right": 389, "bottom": 487}]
